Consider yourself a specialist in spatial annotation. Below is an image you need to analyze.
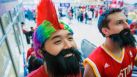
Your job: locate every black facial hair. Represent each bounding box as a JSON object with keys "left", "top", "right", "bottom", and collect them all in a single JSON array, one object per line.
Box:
[
  {"left": 41, "top": 48, "right": 82, "bottom": 77},
  {"left": 109, "top": 28, "right": 136, "bottom": 48}
]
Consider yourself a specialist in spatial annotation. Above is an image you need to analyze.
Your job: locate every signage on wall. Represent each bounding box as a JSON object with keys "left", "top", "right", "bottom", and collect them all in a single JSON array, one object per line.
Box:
[
  {"left": 0, "top": 0, "right": 16, "bottom": 3},
  {"left": 60, "top": 3, "right": 70, "bottom": 8}
]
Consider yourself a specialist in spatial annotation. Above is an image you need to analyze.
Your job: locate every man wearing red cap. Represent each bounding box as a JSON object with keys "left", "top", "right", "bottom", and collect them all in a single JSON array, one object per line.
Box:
[{"left": 27, "top": 0, "right": 82, "bottom": 77}]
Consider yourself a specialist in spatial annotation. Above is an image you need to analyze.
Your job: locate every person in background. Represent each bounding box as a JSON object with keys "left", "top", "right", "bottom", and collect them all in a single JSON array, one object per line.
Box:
[
  {"left": 83, "top": 8, "right": 137, "bottom": 77},
  {"left": 29, "top": 27, "right": 34, "bottom": 39},
  {"left": 27, "top": 53, "right": 43, "bottom": 73},
  {"left": 26, "top": 44, "right": 43, "bottom": 73},
  {"left": 26, "top": 44, "right": 34, "bottom": 61},
  {"left": 130, "top": 21, "right": 137, "bottom": 35},
  {"left": 27, "top": 0, "right": 82, "bottom": 77},
  {"left": 21, "top": 22, "right": 30, "bottom": 44}
]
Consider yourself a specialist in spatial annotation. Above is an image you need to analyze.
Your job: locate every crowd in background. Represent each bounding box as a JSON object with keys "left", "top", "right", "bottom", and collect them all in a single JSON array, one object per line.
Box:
[{"left": 22, "top": 2, "right": 137, "bottom": 76}]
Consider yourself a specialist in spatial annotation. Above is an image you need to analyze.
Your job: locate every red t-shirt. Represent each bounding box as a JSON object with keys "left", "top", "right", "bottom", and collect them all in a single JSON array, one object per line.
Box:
[
  {"left": 27, "top": 65, "right": 81, "bottom": 77},
  {"left": 27, "top": 65, "right": 48, "bottom": 77},
  {"left": 84, "top": 45, "right": 137, "bottom": 77}
]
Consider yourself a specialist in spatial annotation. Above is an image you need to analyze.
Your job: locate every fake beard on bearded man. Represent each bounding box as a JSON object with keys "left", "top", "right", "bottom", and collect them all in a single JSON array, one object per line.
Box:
[
  {"left": 42, "top": 48, "right": 82, "bottom": 77},
  {"left": 109, "top": 28, "right": 136, "bottom": 48}
]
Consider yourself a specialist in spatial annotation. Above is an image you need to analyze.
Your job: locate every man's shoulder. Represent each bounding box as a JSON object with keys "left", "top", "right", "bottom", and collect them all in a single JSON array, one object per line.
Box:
[
  {"left": 27, "top": 65, "right": 46, "bottom": 77},
  {"left": 88, "top": 46, "right": 107, "bottom": 62},
  {"left": 27, "top": 68, "right": 41, "bottom": 77},
  {"left": 89, "top": 46, "right": 104, "bottom": 56},
  {"left": 125, "top": 47, "right": 137, "bottom": 57}
]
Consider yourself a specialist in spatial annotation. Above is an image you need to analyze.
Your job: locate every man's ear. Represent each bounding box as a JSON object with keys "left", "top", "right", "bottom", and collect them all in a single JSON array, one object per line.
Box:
[{"left": 102, "top": 28, "right": 109, "bottom": 37}]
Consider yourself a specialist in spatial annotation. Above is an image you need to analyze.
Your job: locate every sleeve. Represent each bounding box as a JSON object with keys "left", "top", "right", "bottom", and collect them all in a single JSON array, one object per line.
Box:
[
  {"left": 133, "top": 48, "right": 137, "bottom": 61},
  {"left": 129, "top": 47, "right": 137, "bottom": 61},
  {"left": 83, "top": 58, "right": 101, "bottom": 77},
  {"left": 83, "top": 47, "right": 106, "bottom": 77}
]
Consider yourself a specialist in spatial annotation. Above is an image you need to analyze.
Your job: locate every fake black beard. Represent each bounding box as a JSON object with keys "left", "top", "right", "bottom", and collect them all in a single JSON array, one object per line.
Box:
[
  {"left": 42, "top": 48, "right": 82, "bottom": 77},
  {"left": 109, "top": 29, "right": 136, "bottom": 48}
]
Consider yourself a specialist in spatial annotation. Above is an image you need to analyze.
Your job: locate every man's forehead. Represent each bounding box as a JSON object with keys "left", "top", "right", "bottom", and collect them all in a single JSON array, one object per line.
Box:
[
  {"left": 108, "top": 12, "right": 127, "bottom": 21},
  {"left": 50, "top": 30, "right": 72, "bottom": 39}
]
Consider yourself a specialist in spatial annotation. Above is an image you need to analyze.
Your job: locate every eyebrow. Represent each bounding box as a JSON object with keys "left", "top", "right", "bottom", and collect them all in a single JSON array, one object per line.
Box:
[
  {"left": 116, "top": 18, "right": 127, "bottom": 22},
  {"left": 51, "top": 33, "right": 72, "bottom": 40},
  {"left": 117, "top": 19, "right": 123, "bottom": 22}
]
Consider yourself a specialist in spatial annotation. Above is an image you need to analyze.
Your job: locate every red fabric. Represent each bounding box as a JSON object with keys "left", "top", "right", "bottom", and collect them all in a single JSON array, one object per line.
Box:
[
  {"left": 95, "top": 10, "right": 98, "bottom": 17},
  {"left": 99, "top": 9, "right": 103, "bottom": 15},
  {"left": 130, "top": 22, "right": 137, "bottom": 34},
  {"left": 22, "top": 29, "right": 27, "bottom": 33},
  {"left": 27, "top": 65, "right": 48, "bottom": 77},
  {"left": 27, "top": 48, "right": 34, "bottom": 60},
  {"left": 112, "top": 0, "right": 117, "bottom": 4},
  {"left": 36, "top": 0, "right": 60, "bottom": 30},
  {"left": 27, "top": 65, "right": 81, "bottom": 77},
  {"left": 88, "top": 46, "right": 137, "bottom": 77}
]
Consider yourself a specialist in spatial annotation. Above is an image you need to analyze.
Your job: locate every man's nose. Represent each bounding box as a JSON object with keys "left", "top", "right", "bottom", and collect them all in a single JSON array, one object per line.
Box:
[
  {"left": 123, "top": 21, "right": 130, "bottom": 29},
  {"left": 63, "top": 40, "right": 72, "bottom": 49}
]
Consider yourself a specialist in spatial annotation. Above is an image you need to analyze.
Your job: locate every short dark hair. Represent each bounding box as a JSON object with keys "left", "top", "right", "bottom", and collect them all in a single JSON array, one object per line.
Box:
[
  {"left": 98, "top": 8, "right": 122, "bottom": 37},
  {"left": 21, "top": 22, "right": 24, "bottom": 25}
]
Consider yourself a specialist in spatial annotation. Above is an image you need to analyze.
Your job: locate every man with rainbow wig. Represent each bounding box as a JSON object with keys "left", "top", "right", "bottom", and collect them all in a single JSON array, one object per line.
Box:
[{"left": 27, "top": 0, "right": 82, "bottom": 77}]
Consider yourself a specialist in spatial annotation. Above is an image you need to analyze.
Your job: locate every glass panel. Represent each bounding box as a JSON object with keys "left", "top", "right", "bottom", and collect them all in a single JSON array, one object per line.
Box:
[
  {"left": 0, "top": 24, "right": 3, "bottom": 40},
  {"left": 17, "top": 15, "right": 20, "bottom": 22},
  {"left": 7, "top": 64, "right": 16, "bottom": 77},
  {"left": 6, "top": 26, "right": 20, "bottom": 74},
  {"left": 1, "top": 12, "right": 11, "bottom": 31},
  {"left": 13, "top": 23, "right": 23, "bottom": 53},
  {"left": 14, "top": 7, "right": 18, "bottom": 14},
  {"left": 10, "top": 8, "right": 16, "bottom": 19},
  {"left": 14, "top": 23, "right": 21, "bottom": 44},
  {"left": 0, "top": 41, "right": 10, "bottom": 76},
  {"left": 18, "top": 11, "right": 25, "bottom": 22}
]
